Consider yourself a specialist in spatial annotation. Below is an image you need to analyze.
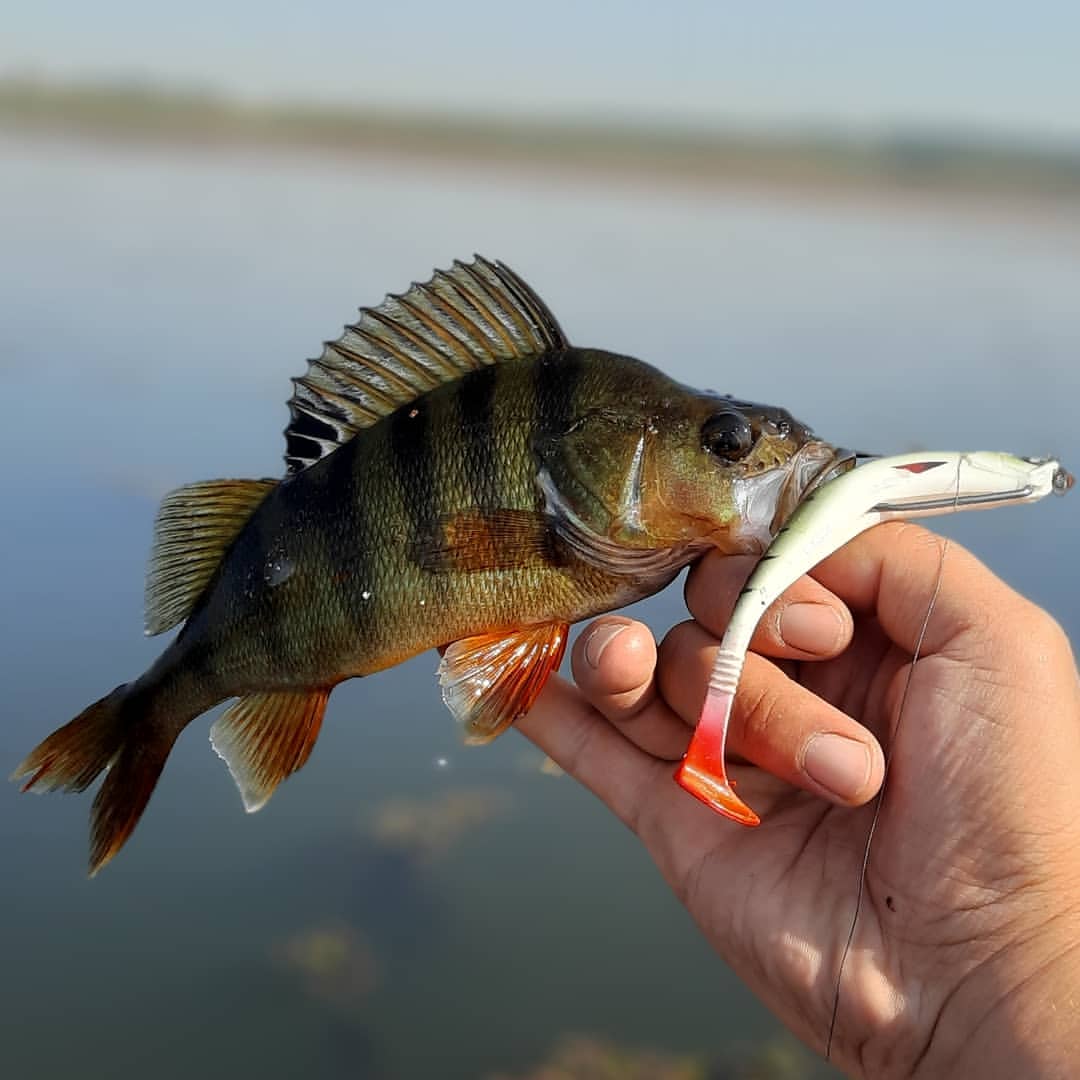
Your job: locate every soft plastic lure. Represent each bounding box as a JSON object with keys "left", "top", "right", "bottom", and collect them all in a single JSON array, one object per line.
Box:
[{"left": 674, "top": 451, "right": 1075, "bottom": 823}]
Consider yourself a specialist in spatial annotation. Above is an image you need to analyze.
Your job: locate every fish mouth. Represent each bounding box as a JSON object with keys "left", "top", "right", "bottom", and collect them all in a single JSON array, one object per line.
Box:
[{"left": 772, "top": 443, "right": 857, "bottom": 532}]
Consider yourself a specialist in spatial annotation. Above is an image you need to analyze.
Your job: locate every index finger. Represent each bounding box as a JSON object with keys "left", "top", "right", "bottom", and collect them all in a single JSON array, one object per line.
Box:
[{"left": 685, "top": 550, "right": 853, "bottom": 659}]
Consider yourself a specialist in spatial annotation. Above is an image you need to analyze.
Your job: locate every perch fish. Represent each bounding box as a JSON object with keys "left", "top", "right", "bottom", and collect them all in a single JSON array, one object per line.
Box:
[{"left": 13, "top": 257, "right": 852, "bottom": 874}]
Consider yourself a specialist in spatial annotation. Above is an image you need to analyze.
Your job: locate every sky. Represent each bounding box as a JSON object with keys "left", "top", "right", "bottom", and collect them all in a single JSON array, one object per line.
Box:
[{"left": 4, "top": 2, "right": 1080, "bottom": 143}]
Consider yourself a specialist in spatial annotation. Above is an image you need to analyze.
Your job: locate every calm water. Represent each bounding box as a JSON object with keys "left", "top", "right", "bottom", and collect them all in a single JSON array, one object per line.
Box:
[{"left": 2, "top": 134, "right": 1079, "bottom": 1080}]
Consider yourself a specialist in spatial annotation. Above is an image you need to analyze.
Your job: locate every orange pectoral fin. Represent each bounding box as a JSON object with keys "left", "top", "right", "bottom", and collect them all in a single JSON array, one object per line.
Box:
[{"left": 439, "top": 623, "right": 569, "bottom": 743}]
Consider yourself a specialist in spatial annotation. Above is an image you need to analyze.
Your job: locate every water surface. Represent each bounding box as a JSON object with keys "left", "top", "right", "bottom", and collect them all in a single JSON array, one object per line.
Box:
[{"left": 2, "top": 134, "right": 1079, "bottom": 1079}]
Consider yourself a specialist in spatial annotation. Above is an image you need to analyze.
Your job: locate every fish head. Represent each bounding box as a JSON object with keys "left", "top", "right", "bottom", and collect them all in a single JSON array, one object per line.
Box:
[
  {"left": 639, "top": 393, "right": 854, "bottom": 553},
  {"left": 538, "top": 390, "right": 850, "bottom": 558},
  {"left": 535, "top": 354, "right": 852, "bottom": 560}
]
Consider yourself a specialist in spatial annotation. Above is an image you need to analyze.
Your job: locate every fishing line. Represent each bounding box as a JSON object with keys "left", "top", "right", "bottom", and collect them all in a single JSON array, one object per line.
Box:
[{"left": 824, "top": 460, "right": 959, "bottom": 1062}]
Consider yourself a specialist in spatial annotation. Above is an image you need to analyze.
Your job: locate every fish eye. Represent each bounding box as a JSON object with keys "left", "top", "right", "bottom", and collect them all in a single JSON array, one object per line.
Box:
[{"left": 702, "top": 411, "right": 754, "bottom": 461}]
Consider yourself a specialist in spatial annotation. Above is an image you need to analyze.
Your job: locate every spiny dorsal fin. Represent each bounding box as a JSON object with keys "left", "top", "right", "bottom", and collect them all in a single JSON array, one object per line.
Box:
[
  {"left": 284, "top": 256, "right": 569, "bottom": 473},
  {"left": 210, "top": 688, "right": 330, "bottom": 813},
  {"left": 145, "top": 478, "right": 276, "bottom": 635}
]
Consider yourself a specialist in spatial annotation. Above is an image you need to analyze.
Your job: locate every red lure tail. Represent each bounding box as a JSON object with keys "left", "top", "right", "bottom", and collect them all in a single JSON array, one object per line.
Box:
[{"left": 674, "top": 688, "right": 760, "bottom": 826}]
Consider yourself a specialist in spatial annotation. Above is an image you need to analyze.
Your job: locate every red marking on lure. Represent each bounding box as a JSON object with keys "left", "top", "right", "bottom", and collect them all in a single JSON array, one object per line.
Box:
[
  {"left": 675, "top": 692, "right": 760, "bottom": 826},
  {"left": 894, "top": 461, "right": 947, "bottom": 474}
]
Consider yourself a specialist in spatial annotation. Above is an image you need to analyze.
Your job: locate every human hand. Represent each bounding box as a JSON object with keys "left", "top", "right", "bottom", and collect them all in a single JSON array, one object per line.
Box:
[{"left": 519, "top": 523, "right": 1080, "bottom": 1079}]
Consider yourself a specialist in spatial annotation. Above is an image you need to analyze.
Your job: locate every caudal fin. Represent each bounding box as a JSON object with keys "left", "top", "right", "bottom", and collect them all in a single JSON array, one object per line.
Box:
[{"left": 12, "top": 685, "right": 179, "bottom": 876}]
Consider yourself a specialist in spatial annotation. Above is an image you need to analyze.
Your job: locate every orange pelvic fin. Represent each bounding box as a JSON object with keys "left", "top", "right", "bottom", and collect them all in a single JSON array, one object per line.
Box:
[
  {"left": 439, "top": 623, "right": 569, "bottom": 744},
  {"left": 210, "top": 687, "right": 330, "bottom": 813},
  {"left": 674, "top": 689, "right": 760, "bottom": 826}
]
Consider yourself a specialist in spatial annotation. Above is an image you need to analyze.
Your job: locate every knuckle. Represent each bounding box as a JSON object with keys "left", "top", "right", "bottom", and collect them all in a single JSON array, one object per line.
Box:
[
  {"left": 684, "top": 552, "right": 754, "bottom": 633},
  {"left": 657, "top": 619, "right": 707, "bottom": 676},
  {"left": 755, "top": 601, "right": 786, "bottom": 647},
  {"left": 893, "top": 520, "right": 946, "bottom": 557},
  {"left": 947, "top": 599, "right": 997, "bottom": 655},
  {"left": 733, "top": 676, "right": 782, "bottom": 745}
]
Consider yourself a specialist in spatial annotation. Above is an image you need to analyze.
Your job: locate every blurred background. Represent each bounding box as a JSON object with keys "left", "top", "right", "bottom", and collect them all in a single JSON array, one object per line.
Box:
[{"left": 2, "top": 4, "right": 1079, "bottom": 1078}]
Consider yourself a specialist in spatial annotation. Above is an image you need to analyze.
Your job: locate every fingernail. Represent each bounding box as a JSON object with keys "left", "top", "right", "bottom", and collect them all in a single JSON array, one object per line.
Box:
[
  {"left": 781, "top": 603, "right": 843, "bottom": 654},
  {"left": 584, "top": 621, "right": 631, "bottom": 669},
  {"left": 802, "top": 734, "right": 871, "bottom": 801}
]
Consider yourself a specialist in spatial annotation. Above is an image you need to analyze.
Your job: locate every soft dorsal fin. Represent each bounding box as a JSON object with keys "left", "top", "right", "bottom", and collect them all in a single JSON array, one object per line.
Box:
[
  {"left": 284, "top": 256, "right": 569, "bottom": 473},
  {"left": 145, "top": 478, "right": 277, "bottom": 635}
]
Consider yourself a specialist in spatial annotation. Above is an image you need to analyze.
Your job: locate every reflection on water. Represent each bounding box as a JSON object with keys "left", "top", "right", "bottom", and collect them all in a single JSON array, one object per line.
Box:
[
  {"left": 2, "top": 133, "right": 1079, "bottom": 1079},
  {"left": 367, "top": 787, "right": 514, "bottom": 862},
  {"left": 274, "top": 921, "right": 379, "bottom": 1010},
  {"left": 485, "top": 1032, "right": 821, "bottom": 1080},
  {"left": 537, "top": 755, "right": 565, "bottom": 777},
  {"left": 486, "top": 1035, "right": 704, "bottom": 1080}
]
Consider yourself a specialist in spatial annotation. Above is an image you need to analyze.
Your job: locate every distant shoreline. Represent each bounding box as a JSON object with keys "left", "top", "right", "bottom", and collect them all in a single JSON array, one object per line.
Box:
[{"left": 4, "top": 78, "right": 1080, "bottom": 207}]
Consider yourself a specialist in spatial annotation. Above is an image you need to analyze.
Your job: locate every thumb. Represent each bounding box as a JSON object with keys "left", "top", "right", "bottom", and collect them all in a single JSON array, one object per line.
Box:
[{"left": 810, "top": 522, "right": 1018, "bottom": 661}]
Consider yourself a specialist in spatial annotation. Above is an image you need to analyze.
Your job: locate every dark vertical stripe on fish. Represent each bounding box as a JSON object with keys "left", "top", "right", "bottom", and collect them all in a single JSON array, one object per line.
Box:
[
  {"left": 390, "top": 400, "right": 440, "bottom": 558},
  {"left": 235, "top": 487, "right": 291, "bottom": 670},
  {"left": 318, "top": 440, "right": 379, "bottom": 653},
  {"left": 457, "top": 365, "right": 499, "bottom": 508},
  {"left": 533, "top": 349, "right": 584, "bottom": 450},
  {"left": 533, "top": 349, "right": 584, "bottom": 564}
]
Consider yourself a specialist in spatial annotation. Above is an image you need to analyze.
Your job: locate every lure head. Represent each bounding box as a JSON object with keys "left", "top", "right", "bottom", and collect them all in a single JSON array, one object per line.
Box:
[
  {"left": 537, "top": 351, "right": 854, "bottom": 557},
  {"left": 1050, "top": 464, "right": 1074, "bottom": 496}
]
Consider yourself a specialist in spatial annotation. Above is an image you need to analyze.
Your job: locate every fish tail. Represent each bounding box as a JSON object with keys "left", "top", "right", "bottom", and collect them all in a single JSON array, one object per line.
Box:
[
  {"left": 13, "top": 685, "right": 130, "bottom": 796},
  {"left": 12, "top": 682, "right": 184, "bottom": 876}
]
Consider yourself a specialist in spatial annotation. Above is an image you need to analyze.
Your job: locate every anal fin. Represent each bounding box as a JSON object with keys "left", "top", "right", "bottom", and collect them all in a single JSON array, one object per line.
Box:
[
  {"left": 210, "top": 688, "right": 330, "bottom": 813},
  {"left": 439, "top": 623, "right": 568, "bottom": 744}
]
